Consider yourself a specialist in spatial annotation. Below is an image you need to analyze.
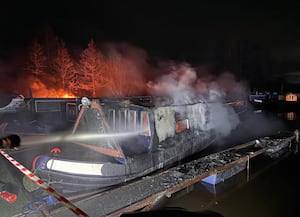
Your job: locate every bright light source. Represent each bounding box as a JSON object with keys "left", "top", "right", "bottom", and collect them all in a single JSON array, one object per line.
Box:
[{"left": 81, "top": 97, "right": 91, "bottom": 106}]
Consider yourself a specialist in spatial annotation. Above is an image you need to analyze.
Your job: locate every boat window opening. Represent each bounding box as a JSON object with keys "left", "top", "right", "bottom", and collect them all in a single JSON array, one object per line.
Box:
[
  {"left": 34, "top": 99, "right": 62, "bottom": 112},
  {"left": 128, "top": 110, "right": 137, "bottom": 131},
  {"left": 176, "top": 119, "right": 189, "bottom": 133},
  {"left": 141, "top": 111, "right": 151, "bottom": 136},
  {"left": 107, "top": 109, "right": 116, "bottom": 131},
  {"left": 66, "top": 103, "right": 78, "bottom": 122},
  {"left": 119, "top": 109, "right": 127, "bottom": 131}
]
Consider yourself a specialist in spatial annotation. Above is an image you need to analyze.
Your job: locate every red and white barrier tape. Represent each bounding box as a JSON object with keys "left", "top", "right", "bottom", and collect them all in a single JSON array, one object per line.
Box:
[{"left": 0, "top": 149, "right": 89, "bottom": 217}]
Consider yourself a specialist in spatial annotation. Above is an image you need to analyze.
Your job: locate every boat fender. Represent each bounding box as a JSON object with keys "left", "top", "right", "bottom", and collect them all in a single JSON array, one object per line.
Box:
[
  {"left": 50, "top": 147, "right": 61, "bottom": 154},
  {"left": 32, "top": 155, "right": 50, "bottom": 170}
]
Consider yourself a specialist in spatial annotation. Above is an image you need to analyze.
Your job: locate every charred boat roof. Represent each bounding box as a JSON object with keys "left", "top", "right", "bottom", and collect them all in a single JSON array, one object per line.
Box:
[{"left": 98, "top": 95, "right": 207, "bottom": 108}]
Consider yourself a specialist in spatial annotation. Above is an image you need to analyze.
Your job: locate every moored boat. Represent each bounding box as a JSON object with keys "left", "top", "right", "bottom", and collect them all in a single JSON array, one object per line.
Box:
[{"left": 24, "top": 96, "right": 243, "bottom": 193}]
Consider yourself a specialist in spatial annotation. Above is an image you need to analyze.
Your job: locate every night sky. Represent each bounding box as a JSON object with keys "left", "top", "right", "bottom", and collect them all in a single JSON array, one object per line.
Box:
[{"left": 1, "top": 1, "right": 300, "bottom": 90}]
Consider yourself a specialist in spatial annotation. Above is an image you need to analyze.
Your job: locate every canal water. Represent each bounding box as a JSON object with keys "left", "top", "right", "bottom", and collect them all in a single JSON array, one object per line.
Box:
[{"left": 162, "top": 106, "right": 300, "bottom": 217}]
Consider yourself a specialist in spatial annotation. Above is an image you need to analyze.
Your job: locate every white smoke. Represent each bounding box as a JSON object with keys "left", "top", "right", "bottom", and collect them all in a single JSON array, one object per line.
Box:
[
  {"left": 147, "top": 61, "right": 247, "bottom": 138},
  {"left": 147, "top": 63, "right": 200, "bottom": 103},
  {"left": 206, "top": 102, "right": 240, "bottom": 137}
]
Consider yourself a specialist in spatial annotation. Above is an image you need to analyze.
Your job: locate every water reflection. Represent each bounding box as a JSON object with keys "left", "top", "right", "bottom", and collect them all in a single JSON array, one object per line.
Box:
[{"left": 285, "top": 112, "right": 297, "bottom": 121}]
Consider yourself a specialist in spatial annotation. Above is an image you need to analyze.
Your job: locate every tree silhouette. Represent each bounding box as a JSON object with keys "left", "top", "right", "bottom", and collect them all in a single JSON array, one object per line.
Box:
[
  {"left": 23, "top": 35, "right": 149, "bottom": 98},
  {"left": 52, "top": 40, "right": 75, "bottom": 92},
  {"left": 25, "top": 40, "right": 47, "bottom": 78},
  {"left": 77, "top": 39, "right": 108, "bottom": 97},
  {"left": 68, "top": 70, "right": 82, "bottom": 96}
]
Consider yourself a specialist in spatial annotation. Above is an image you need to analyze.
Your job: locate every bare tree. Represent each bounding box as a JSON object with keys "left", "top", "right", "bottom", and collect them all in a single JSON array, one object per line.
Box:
[
  {"left": 77, "top": 39, "right": 108, "bottom": 97},
  {"left": 52, "top": 40, "right": 75, "bottom": 92},
  {"left": 25, "top": 40, "right": 47, "bottom": 77},
  {"left": 68, "top": 71, "right": 81, "bottom": 96}
]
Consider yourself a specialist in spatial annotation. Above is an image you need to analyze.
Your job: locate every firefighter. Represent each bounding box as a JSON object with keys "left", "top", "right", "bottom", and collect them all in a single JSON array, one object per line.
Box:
[{"left": 0, "top": 135, "right": 20, "bottom": 149}]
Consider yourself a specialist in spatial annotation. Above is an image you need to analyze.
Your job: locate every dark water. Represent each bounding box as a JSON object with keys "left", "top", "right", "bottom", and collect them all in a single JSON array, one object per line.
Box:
[{"left": 162, "top": 108, "right": 300, "bottom": 217}]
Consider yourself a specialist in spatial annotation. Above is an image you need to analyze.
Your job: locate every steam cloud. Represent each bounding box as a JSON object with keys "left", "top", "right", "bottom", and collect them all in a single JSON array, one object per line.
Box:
[{"left": 147, "top": 61, "right": 247, "bottom": 138}]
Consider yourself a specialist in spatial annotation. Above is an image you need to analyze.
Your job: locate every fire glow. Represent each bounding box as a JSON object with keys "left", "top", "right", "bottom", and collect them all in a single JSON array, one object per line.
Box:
[{"left": 30, "top": 78, "right": 76, "bottom": 98}]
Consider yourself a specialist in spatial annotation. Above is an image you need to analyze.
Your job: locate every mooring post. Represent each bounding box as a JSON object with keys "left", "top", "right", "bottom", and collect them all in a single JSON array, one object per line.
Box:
[
  {"left": 293, "top": 130, "right": 299, "bottom": 154},
  {"left": 294, "top": 129, "right": 299, "bottom": 143},
  {"left": 247, "top": 155, "right": 250, "bottom": 182}
]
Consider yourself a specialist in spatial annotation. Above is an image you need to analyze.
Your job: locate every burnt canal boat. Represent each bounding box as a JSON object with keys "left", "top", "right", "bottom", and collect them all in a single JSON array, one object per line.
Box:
[{"left": 22, "top": 96, "right": 243, "bottom": 193}]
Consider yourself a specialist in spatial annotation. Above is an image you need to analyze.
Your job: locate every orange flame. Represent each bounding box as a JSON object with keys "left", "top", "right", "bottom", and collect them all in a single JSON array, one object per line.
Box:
[{"left": 30, "top": 79, "right": 76, "bottom": 98}]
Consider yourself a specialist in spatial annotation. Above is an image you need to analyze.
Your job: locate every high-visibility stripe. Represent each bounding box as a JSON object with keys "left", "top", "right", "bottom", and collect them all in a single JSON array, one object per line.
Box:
[{"left": 46, "top": 158, "right": 104, "bottom": 175}]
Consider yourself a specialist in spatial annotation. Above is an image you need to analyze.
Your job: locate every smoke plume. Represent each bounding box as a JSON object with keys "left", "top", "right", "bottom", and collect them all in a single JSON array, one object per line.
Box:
[{"left": 147, "top": 61, "right": 248, "bottom": 138}]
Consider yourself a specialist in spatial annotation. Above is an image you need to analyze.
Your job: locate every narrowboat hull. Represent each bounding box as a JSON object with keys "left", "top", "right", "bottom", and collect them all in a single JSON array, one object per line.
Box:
[
  {"left": 30, "top": 131, "right": 217, "bottom": 192},
  {"left": 24, "top": 96, "right": 241, "bottom": 193}
]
